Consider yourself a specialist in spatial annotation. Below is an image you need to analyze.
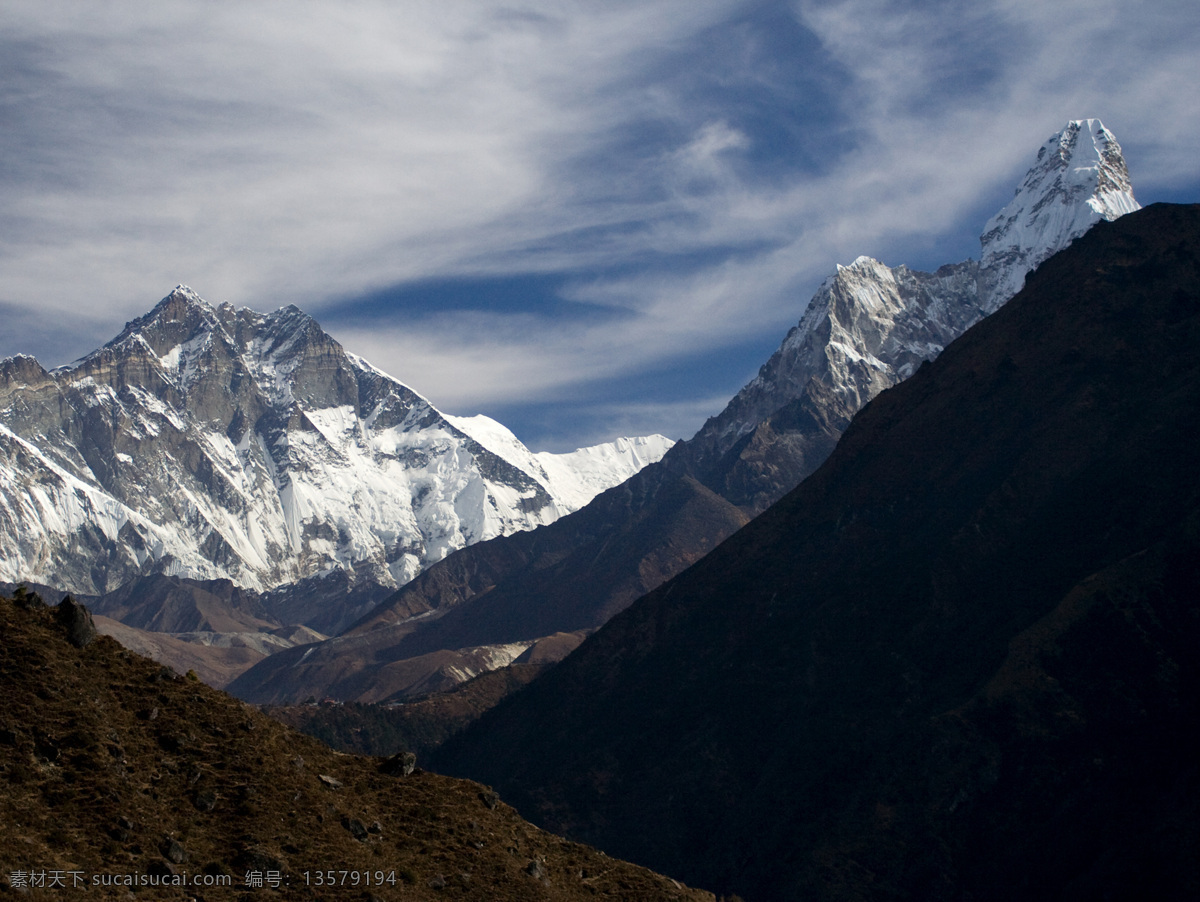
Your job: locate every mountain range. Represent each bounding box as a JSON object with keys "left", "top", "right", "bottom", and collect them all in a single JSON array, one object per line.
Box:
[
  {"left": 0, "top": 290, "right": 670, "bottom": 648},
  {"left": 229, "top": 119, "right": 1142, "bottom": 706},
  {"left": 1, "top": 117, "right": 1191, "bottom": 902},
  {"left": 433, "top": 200, "right": 1200, "bottom": 901}
]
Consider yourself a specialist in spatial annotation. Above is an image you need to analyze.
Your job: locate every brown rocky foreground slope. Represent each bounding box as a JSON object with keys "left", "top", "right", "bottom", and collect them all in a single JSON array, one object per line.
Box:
[{"left": 0, "top": 591, "right": 714, "bottom": 901}]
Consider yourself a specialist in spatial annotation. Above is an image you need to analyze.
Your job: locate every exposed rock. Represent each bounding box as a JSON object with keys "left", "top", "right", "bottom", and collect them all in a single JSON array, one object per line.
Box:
[
  {"left": 232, "top": 848, "right": 284, "bottom": 874},
  {"left": 192, "top": 789, "right": 217, "bottom": 812},
  {"left": 341, "top": 816, "right": 369, "bottom": 842},
  {"left": 527, "top": 859, "right": 548, "bottom": 881},
  {"left": 145, "top": 860, "right": 175, "bottom": 878},
  {"left": 380, "top": 751, "right": 417, "bottom": 777},
  {"left": 55, "top": 596, "right": 96, "bottom": 648},
  {"left": 161, "top": 838, "right": 187, "bottom": 864},
  {"left": 12, "top": 585, "right": 43, "bottom": 610},
  {"left": 108, "top": 819, "right": 132, "bottom": 842}
]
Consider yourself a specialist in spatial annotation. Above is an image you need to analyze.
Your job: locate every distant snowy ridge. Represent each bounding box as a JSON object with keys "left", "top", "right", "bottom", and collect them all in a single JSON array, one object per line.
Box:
[
  {"left": 0, "top": 288, "right": 670, "bottom": 597},
  {"left": 446, "top": 414, "right": 674, "bottom": 512}
]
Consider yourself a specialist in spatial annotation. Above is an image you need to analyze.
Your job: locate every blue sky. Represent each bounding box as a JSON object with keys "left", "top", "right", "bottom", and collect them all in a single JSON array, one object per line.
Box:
[{"left": 2, "top": 1, "right": 1198, "bottom": 450}]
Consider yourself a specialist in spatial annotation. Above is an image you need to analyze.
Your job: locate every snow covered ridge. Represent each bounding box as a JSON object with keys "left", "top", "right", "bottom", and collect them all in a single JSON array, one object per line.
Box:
[
  {"left": 0, "top": 289, "right": 671, "bottom": 596},
  {"left": 444, "top": 414, "right": 674, "bottom": 512},
  {"left": 691, "top": 119, "right": 1139, "bottom": 465},
  {"left": 979, "top": 119, "right": 1140, "bottom": 311}
]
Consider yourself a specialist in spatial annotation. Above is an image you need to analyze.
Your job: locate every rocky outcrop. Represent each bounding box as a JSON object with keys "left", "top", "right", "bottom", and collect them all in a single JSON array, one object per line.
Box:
[{"left": 55, "top": 596, "right": 96, "bottom": 648}]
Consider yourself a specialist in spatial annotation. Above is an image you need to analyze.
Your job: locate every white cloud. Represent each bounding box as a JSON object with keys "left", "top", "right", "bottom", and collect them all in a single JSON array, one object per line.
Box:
[
  {"left": 0, "top": 1, "right": 744, "bottom": 317},
  {"left": 2, "top": 0, "right": 1198, "bottom": 447},
  {"left": 337, "top": 0, "right": 1200, "bottom": 429}
]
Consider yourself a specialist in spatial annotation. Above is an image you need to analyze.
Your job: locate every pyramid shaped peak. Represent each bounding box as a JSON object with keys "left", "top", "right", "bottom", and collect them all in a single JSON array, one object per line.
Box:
[
  {"left": 139, "top": 284, "right": 220, "bottom": 327},
  {"left": 166, "top": 283, "right": 205, "bottom": 301},
  {"left": 155, "top": 284, "right": 216, "bottom": 314},
  {"left": 978, "top": 118, "right": 1139, "bottom": 311},
  {"left": 93, "top": 286, "right": 229, "bottom": 363},
  {"left": 1034, "top": 119, "right": 1130, "bottom": 188},
  {"left": 1019, "top": 119, "right": 1134, "bottom": 200}
]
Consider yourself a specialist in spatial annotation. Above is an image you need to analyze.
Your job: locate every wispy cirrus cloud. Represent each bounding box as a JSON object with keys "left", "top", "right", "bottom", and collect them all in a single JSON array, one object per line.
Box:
[
  {"left": 0, "top": 2, "right": 745, "bottom": 316},
  {"left": 1, "top": 0, "right": 1197, "bottom": 449}
]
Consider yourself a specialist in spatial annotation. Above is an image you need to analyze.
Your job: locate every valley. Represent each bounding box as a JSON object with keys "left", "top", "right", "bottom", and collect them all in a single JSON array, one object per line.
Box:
[{"left": 4, "top": 120, "right": 1196, "bottom": 901}]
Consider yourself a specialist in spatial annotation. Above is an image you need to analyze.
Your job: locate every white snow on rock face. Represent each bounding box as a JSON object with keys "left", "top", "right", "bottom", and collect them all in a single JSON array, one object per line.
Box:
[
  {"left": 445, "top": 414, "right": 674, "bottom": 513},
  {"left": 692, "top": 119, "right": 1139, "bottom": 465},
  {"left": 979, "top": 119, "right": 1140, "bottom": 311},
  {"left": 691, "top": 255, "right": 982, "bottom": 466},
  {"left": 0, "top": 120, "right": 1136, "bottom": 607},
  {"left": 0, "top": 290, "right": 671, "bottom": 597}
]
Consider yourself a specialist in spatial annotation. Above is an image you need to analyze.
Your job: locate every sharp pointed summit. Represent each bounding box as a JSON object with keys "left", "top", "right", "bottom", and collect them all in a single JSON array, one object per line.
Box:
[
  {"left": 980, "top": 118, "right": 1140, "bottom": 310},
  {"left": 227, "top": 120, "right": 1148, "bottom": 706},
  {"left": 0, "top": 288, "right": 671, "bottom": 626}
]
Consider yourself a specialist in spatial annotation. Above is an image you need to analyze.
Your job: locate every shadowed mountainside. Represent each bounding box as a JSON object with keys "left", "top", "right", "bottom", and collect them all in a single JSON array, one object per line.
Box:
[
  {"left": 431, "top": 203, "right": 1200, "bottom": 901},
  {"left": 230, "top": 120, "right": 1138, "bottom": 708},
  {"left": 268, "top": 663, "right": 548, "bottom": 760}
]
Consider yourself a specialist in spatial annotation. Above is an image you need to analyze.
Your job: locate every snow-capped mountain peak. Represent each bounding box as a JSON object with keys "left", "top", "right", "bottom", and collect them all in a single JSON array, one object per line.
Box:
[
  {"left": 0, "top": 289, "right": 670, "bottom": 599},
  {"left": 979, "top": 119, "right": 1139, "bottom": 311},
  {"left": 679, "top": 120, "right": 1139, "bottom": 510},
  {"left": 102, "top": 284, "right": 221, "bottom": 353}
]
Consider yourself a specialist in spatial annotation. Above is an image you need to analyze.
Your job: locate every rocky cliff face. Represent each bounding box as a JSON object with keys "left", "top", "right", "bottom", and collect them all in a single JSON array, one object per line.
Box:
[
  {"left": 0, "top": 288, "right": 670, "bottom": 600},
  {"left": 678, "top": 258, "right": 984, "bottom": 511}
]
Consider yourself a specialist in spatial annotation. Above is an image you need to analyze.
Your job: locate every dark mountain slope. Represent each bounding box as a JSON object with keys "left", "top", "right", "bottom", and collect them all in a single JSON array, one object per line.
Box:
[
  {"left": 232, "top": 120, "right": 1132, "bottom": 707},
  {"left": 0, "top": 591, "right": 715, "bottom": 900},
  {"left": 431, "top": 203, "right": 1200, "bottom": 901}
]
